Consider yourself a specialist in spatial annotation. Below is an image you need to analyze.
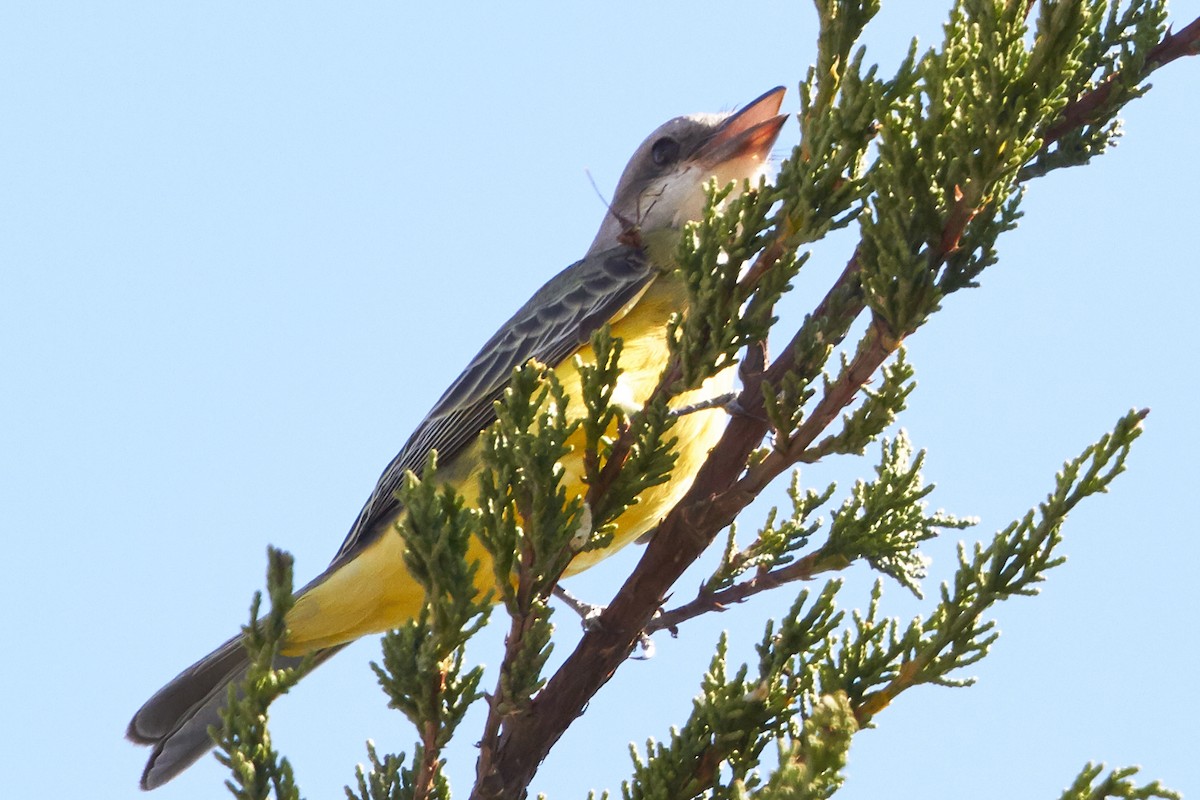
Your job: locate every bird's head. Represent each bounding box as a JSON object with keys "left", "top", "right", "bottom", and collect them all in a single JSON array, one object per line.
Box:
[{"left": 589, "top": 86, "right": 788, "bottom": 256}]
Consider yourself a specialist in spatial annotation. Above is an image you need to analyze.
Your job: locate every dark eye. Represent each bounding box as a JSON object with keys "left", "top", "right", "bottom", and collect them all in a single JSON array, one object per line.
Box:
[{"left": 650, "top": 136, "right": 680, "bottom": 167}]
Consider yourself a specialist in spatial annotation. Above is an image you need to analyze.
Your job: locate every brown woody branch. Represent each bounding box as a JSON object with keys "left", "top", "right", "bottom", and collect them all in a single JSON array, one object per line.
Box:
[
  {"left": 469, "top": 250, "right": 870, "bottom": 800},
  {"left": 474, "top": 520, "right": 549, "bottom": 787},
  {"left": 475, "top": 177, "right": 1000, "bottom": 797},
  {"left": 645, "top": 547, "right": 844, "bottom": 635},
  {"left": 1039, "top": 14, "right": 1200, "bottom": 146},
  {"left": 736, "top": 314, "right": 895, "bottom": 501},
  {"left": 468, "top": 20, "right": 1200, "bottom": 799},
  {"left": 414, "top": 701, "right": 442, "bottom": 800}
]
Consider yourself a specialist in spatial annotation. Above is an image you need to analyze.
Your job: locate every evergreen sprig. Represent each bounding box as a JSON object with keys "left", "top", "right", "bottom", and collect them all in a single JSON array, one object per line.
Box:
[
  {"left": 210, "top": 2, "right": 1195, "bottom": 798},
  {"left": 475, "top": 362, "right": 584, "bottom": 707},
  {"left": 1058, "top": 762, "right": 1181, "bottom": 800},
  {"left": 776, "top": 6, "right": 883, "bottom": 249},
  {"left": 851, "top": 408, "right": 1146, "bottom": 718},
  {"left": 706, "top": 474, "right": 837, "bottom": 593},
  {"left": 671, "top": 179, "right": 780, "bottom": 388},
  {"left": 823, "top": 432, "right": 974, "bottom": 596},
  {"left": 1023, "top": 0, "right": 1170, "bottom": 178},
  {"left": 642, "top": 409, "right": 1148, "bottom": 798},
  {"left": 358, "top": 453, "right": 491, "bottom": 800},
  {"left": 760, "top": 317, "right": 832, "bottom": 452},
  {"left": 753, "top": 693, "right": 857, "bottom": 800},
  {"left": 577, "top": 328, "right": 681, "bottom": 539},
  {"left": 472, "top": 360, "right": 616, "bottom": 788},
  {"left": 577, "top": 328, "right": 630, "bottom": 534},
  {"left": 623, "top": 584, "right": 844, "bottom": 800},
  {"left": 803, "top": 348, "right": 916, "bottom": 461},
  {"left": 215, "top": 548, "right": 312, "bottom": 800},
  {"left": 347, "top": 741, "right": 438, "bottom": 800},
  {"left": 476, "top": 361, "right": 586, "bottom": 607}
]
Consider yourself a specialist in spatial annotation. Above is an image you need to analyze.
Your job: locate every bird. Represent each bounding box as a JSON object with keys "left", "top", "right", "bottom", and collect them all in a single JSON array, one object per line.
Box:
[{"left": 127, "top": 86, "right": 788, "bottom": 790}]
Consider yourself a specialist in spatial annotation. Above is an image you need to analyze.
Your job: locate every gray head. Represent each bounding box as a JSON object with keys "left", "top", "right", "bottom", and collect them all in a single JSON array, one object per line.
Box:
[{"left": 589, "top": 86, "right": 788, "bottom": 256}]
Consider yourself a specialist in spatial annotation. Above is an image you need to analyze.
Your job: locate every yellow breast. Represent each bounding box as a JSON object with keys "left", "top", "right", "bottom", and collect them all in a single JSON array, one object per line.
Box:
[{"left": 284, "top": 273, "right": 733, "bottom": 652}]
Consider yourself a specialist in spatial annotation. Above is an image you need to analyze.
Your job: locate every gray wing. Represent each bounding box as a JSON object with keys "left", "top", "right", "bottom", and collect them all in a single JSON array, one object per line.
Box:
[{"left": 330, "top": 243, "right": 655, "bottom": 564}]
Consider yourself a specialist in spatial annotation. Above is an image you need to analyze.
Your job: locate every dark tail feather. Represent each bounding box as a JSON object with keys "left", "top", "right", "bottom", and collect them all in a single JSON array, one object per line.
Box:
[{"left": 127, "top": 635, "right": 344, "bottom": 790}]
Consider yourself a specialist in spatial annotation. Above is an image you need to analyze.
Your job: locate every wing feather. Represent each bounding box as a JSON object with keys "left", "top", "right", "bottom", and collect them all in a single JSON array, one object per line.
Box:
[{"left": 331, "top": 244, "right": 655, "bottom": 563}]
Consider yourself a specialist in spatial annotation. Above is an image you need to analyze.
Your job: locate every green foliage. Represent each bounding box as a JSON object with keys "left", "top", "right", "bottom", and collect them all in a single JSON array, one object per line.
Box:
[
  {"left": 846, "top": 409, "right": 1145, "bottom": 717},
  {"left": 1058, "top": 763, "right": 1181, "bottom": 800},
  {"left": 671, "top": 179, "right": 784, "bottom": 387},
  {"left": 761, "top": 350, "right": 820, "bottom": 453},
  {"left": 1023, "top": 1, "right": 1170, "bottom": 178},
  {"left": 473, "top": 362, "right": 584, "bottom": 721},
  {"left": 623, "top": 584, "right": 844, "bottom": 800},
  {"left": 753, "top": 693, "right": 857, "bottom": 800},
  {"left": 628, "top": 409, "right": 1147, "bottom": 798},
  {"left": 215, "top": 548, "right": 311, "bottom": 800},
  {"left": 391, "top": 454, "right": 491, "bottom": 660},
  {"left": 213, "top": 1, "right": 1190, "bottom": 798},
  {"left": 578, "top": 328, "right": 631, "bottom": 527},
  {"left": 353, "top": 454, "right": 491, "bottom": 800},
  {"left": 577, "top": 328, "right": 681, "bottom": 537},
  {"left": 347, "top": 741, "right": 444, "bottom": 800},
  {"left": 697, "top": 420, "right": 964, "bottom": 606},
  {"left": 861, "top": 0, "right": 1128, "bottom": 326},
  {"left": 756, "top": 581, "right": 846, "bottom": 695},
  {"left": 804, "top": 348, "right": 915, "bottom": 461},
  {"left": 706, "top": 475, "right": 836, "bottom": 593},
  {"left": 777, "top": 1, "right": 883, "bottom": 248},
  {"left": 855, "top": 0, "right": 1170, "bottom": 336},
  {"left": 477, "top": 361, "right": 586, "bottom": 605},
  {"left": 823, "top": 432, "right": 974, "bottom": 595}
]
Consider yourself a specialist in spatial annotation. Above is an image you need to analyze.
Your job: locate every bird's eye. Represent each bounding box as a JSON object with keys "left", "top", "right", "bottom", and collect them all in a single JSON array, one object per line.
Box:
[{"left": 650, "top": 137, "right": 680, "bottom": 167}]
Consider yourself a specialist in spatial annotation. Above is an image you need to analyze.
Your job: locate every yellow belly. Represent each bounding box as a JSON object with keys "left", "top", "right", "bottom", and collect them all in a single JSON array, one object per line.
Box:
[{"left": 284, "top": 275, "right": 732, "bottom": 652}]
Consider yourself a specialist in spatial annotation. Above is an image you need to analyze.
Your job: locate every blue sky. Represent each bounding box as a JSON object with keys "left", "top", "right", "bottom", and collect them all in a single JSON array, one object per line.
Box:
[{"left": 2, "top": 2, "right": 1197, "bottom": 798}]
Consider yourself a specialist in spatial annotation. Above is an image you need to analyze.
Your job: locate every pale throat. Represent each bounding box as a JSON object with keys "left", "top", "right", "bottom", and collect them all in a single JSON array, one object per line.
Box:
[
  {"left": 588, "top": 154, "right": 772, "bottom": 257},
  {"left": 641, "top": 155, "right": 772, "bottom": 236}
]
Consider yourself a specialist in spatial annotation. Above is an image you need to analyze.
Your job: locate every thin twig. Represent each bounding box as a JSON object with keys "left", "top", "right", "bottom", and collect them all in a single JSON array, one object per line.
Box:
[{"left": 645, "top": 548, "right": 837, "bottom": 634}]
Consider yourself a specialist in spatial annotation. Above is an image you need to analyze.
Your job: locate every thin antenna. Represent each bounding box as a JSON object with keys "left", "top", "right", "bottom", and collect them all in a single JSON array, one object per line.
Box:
[
  {"left": 636, "top": 184, "right": 666, "bottom": 230},
  {"left": 586, "top": 168, "right": 637, "bottom": 236}
]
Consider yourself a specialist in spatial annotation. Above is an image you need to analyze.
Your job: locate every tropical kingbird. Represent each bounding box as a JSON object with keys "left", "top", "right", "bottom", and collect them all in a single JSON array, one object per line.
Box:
[{"left": 128, "top": 86, "right": 788, "bottom": 789}]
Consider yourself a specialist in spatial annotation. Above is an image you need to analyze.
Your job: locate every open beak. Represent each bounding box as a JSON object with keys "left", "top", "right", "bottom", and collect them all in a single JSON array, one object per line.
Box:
[{"left": 695, "top": 86, "right": 788, "bottom": 167}]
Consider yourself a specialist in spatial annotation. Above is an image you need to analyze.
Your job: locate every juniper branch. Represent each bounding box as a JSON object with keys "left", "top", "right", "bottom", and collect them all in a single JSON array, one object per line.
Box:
[
  {"left": 216, "top": 548, "right": 312, "bottom": 800},
  {"left": 470, "top": 7, "right": 1195, "bottom": 794},
  {"left": 1058, "top": 762, "right": 1181, "bottom": 800}
]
